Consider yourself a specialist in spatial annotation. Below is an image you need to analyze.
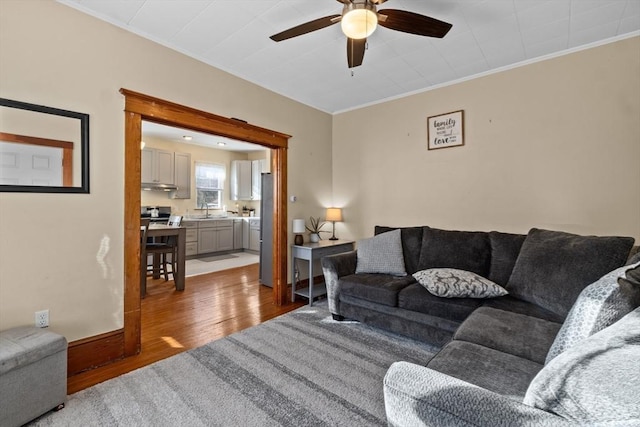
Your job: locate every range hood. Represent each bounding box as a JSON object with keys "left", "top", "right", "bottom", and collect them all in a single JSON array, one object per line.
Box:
[{"left": 141, "top": 182, "right": 178, "bottom": 191}]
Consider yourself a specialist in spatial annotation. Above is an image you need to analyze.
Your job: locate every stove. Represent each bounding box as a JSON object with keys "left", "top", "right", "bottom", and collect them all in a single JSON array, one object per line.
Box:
[{"left": 141, "top": 206, "right": 172, "bottom": 223}]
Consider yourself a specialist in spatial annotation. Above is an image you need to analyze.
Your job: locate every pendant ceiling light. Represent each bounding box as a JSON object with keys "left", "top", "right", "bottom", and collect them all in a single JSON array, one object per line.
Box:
[{"left": 340, "top": 2, "right": 378, "bottom": 40}]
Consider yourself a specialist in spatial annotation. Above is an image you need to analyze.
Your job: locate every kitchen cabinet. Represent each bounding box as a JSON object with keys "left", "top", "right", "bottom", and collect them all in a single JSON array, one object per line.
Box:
[
  {"left": 173, "top": 152, "right": 191, "bottom": 199},
  {"left": 183, "top": 221, "right": 198, "bottom": 256},
  {"left": 142, "top": 147, "right": 174, "bottom": 185},
  {"left": 233, "top": 219, "right": 243, "bottom": 250},
  {"left": 197, "top": 220, "right": 233, "bottom": 254},
  {"left": 230, "top": 160, "right": 252, "bottom": 201},
  {"left": 217, "top": 224, "right": 234, "bottom": 251},
  {"left": 242, "top": 219, "right": 250, "bottom": 249},
  {"left": 251, "top": 159, "right": 265, "bottom": 200},
  {"left": 231, "top": 159, "right": 267, "bottom": 201},
  {"left": 249, "top": 219, "right": 260, "bottom": 252}
]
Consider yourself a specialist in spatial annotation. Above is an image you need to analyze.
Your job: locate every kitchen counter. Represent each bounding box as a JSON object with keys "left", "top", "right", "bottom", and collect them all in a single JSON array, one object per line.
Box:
[
  {"left": 179, "top": 217, "right": 260, "bottom": 256},
  {"left": 182, "top": 217, "right": 259, "bottom": 221}
]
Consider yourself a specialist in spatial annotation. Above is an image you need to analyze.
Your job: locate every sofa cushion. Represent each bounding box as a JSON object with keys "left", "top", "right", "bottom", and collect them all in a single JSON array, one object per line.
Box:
[
  {"left": 524, "top": 308, "right": 640, "bottom": 424},
  {"left": 427, "top": 340, "right": 542, "bottom": 399},
  {"left": 454, "top": 307, "right": 562, "bottom": 365},
  {"left": 628, "top": 248, "right": 640, "bottom": 264},
  {"left": 481, "top": 296, "right": 564, "bottom": 323},
  {"left": 413, "top": 268, "right": 508, "bottom": 299},
  {"left": 339, "top": 295, "right": 460, "bottom": 346},
  {"left": 398, "top": 283, "right": 482, "bottom": 322},
  {"left": 546, "top": 262, "right": 640, "bottom": 363},
  {"left": 340, "top": 274, "right": 415, "bottom": 307},
  {"left": 375, "top": 226, "right": 424, "bottom": 275},
  {"left": 506, "top": 228, "right": 635, "bottom": 318},
  {"left": 488, "top": 231, "right": 526, "bottom": 286},
  {"left": 417, "top": 227, "right": 492, "bottom": 278},
  {"left": 356, "top": 229, "right": 407, "bottom": 276}
]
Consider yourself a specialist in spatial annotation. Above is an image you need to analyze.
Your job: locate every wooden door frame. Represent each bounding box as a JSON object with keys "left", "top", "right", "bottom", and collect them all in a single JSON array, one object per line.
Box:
[{"left": 121, "top": 89, "right": 290, "bottom": 356}]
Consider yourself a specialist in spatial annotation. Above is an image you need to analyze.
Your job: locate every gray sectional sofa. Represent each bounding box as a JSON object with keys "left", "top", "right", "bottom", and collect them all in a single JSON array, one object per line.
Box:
[{"left": 321, "top": 225, "right": 640, "bottom": 426}]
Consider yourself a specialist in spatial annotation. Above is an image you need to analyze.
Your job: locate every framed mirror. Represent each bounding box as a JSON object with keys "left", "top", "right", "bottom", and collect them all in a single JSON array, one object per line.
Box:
[{"left": 0, "top": 98, "right": 89, "bottom": 193}]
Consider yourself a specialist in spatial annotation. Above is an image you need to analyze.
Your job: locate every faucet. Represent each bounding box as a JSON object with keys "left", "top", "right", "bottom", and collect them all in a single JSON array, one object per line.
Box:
[{"left": 201, "top": 201, "right": 211, "bottom": 218}]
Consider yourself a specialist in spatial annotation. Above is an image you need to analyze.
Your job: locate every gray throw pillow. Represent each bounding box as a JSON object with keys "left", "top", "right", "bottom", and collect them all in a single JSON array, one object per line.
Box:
[
  {"left": 545, "top": 262, "right": 640, "bottom": 364},
  {"left": 356, "top": 229, "right": 406, "bottom": 276},
  {"left": 506, "top": 228, "right": 635, "bottom": 318},
  {"left": 413, "top": 268, "right": 508, "bottom": 298},
  {"left": 524, "top": 308, "right": 640, "bottom": 424}
]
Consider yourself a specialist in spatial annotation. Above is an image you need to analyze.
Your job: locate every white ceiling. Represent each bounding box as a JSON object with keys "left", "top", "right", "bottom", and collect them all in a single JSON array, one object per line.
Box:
[
  {"left": 142, "top": 121, "right": 264, "bottom": 151},
  {"left": 58, "top": 0, "right": 640, "bottom": 114}
]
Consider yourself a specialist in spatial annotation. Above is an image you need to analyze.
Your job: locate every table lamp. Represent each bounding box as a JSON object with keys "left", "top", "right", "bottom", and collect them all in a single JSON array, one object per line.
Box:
[
  {"left": 292, "top": 219, "right": 306, "bottom": 245},
  {"left": 325, "top": 208, "right": 343, "bottom": 241}
]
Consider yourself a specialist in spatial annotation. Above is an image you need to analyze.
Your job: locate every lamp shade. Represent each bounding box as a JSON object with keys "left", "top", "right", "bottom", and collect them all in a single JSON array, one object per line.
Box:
[
  {"left": 325, "top": 208, "right": 343, "bottom": 222},
  {"left": 341, "top": 6, "right": 378, "bottom": 39},
  {"left": 292, "top": 219, "right": 306, "bottom": 233}
]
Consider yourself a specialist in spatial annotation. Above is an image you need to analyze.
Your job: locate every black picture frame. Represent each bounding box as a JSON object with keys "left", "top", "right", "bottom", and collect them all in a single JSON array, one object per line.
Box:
[{"left": 0, "top": 98, "right": 90, "bottom": 193}]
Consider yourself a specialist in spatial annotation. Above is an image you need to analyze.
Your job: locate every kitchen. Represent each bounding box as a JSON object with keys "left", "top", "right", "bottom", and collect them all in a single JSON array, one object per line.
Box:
[{"left": 140, "top": 121, "right": 272, "bottom": 286}]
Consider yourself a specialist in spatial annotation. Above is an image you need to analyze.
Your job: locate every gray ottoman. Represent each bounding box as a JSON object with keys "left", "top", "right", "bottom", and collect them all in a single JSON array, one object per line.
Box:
[{"left": 0, "top": 326, "right": 67, "bottom": 427}]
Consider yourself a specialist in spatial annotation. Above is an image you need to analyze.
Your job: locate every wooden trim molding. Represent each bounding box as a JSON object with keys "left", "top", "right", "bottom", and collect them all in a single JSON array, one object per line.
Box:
[
  {"left": 67, "top": 329, "right": 124, "bottom": 376},
  {"left": 120, "top": 89, "right": 291, "bottom": 358}
]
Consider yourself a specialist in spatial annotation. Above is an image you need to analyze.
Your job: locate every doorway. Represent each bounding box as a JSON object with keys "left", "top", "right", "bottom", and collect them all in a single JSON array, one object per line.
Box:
[
  {"left": 121, "top": 89, "right": 291, "bottom": 357},
  {"left": 141, "top": 121, "right": 263, "bottom": 278}
]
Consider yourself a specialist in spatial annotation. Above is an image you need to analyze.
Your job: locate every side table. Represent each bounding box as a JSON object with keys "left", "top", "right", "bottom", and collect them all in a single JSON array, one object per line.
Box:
[{"left": 291, "top": 240, "right": 355, "bottom": 306}]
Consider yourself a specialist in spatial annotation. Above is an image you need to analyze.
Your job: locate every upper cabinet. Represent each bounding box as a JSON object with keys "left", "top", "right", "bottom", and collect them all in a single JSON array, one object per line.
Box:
[
  {"left": 173, "top": 152, "right": 191, "bottom": 199},
  {"left": 230, "top": 160, "right": 252, "bottom": 200},
  {"left": 142, "top": 147, "right": 174, "bottom": 185},
  {"left": 231, "top": 159, "right": 265, "bottom": 201},
  {"left": 251, "top": 159, "right": 265, "bottom": 201},
  {"left": 141, "top": 147, "right": 191, "bottom": 198}
]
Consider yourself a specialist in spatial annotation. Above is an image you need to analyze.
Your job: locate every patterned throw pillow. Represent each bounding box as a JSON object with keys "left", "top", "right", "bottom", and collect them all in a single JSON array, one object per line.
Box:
[
  {"left": 545, "top": 261, "right": 640, "bottom": 364},
  {"left": 413, "top": 268, "right": 508, "bottom": 298},
  {"left": 356, "top": 229, "right": 407, "bottom": 276}
]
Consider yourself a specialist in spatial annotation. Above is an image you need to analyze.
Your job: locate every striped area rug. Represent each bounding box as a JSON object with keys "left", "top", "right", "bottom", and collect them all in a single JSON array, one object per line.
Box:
[{"left": 31, "top": 302, "right": 439, "bottom": 426}]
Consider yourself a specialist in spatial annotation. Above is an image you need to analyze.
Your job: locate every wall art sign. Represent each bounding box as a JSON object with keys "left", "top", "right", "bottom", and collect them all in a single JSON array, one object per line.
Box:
[{"left": 427, "top": 110, "right": 464, "bottom": 150}]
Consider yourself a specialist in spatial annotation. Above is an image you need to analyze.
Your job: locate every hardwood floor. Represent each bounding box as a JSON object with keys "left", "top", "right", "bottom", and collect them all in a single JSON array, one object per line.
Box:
[{"left": 67, "top": 263, "right": 304, "bottom": 394}]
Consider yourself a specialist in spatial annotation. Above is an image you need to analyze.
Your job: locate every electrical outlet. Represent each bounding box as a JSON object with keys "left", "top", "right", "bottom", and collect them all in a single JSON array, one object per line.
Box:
[{"left": 35, "top": 309, "right": 49, "bottom": 328}]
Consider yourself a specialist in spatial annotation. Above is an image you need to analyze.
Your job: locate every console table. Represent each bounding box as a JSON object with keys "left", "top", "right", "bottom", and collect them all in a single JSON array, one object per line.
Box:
[{"left": 291, "top": 240, "right": 355, "bottom": 306}]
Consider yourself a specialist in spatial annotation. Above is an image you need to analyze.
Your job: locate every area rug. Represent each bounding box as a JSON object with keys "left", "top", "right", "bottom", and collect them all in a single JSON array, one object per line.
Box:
[
  {"left": 196, "top": 254, "right": 238, "bottom": 262},
  {"left": 185, "top": 253, "right": 258, "bottom": 277},
  {"left": 31, "top": 302, "right": 439, "bottom": 426}
]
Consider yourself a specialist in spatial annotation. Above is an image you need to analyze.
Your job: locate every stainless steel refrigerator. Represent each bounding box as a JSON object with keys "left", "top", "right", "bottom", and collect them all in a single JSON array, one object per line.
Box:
[{"left": 259, "top": 173, "right": 273, "bottom": 287}]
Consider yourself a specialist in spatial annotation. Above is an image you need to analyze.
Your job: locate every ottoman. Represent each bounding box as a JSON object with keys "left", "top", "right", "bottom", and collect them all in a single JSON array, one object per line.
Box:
[{"left": 0, "top": 326, "right": 67, "bottom": 427}]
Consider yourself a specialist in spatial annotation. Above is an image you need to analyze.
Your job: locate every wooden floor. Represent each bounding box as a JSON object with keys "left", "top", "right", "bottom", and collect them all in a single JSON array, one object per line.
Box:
[{"left": 67, "top": 263, "right": 304, "bottom": 394}]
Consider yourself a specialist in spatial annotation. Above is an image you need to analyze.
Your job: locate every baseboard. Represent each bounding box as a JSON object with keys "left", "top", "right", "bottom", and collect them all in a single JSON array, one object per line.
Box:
[{"left": 67, "top": 329, "right": 125, "bottom": 376}]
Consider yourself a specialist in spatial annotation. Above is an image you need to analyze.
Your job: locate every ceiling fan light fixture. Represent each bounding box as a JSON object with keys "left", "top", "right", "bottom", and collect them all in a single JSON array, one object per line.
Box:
[{"left": 341, "top": 3, "right": 378, "bottom": 40}]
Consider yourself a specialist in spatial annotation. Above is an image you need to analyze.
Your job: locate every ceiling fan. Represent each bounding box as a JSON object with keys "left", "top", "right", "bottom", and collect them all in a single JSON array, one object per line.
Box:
[{"left": 269, "top": 0, "right": 452, "bottom": 68}]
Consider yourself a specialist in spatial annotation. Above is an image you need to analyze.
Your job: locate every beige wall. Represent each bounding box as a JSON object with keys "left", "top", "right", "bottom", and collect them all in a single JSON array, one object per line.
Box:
[
  {"left": 0, "top": 0, "right": 333, "bottom": 340},
  {"left": 332, "top": 36, "right": 640, "bottom": 243}
]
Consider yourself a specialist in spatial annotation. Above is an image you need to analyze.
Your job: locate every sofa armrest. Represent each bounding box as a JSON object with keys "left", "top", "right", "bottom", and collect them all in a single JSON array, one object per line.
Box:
[
  {"left": 384, "top": 361, "right": 572, "bottom": 427},
  {"left": 321, "top": 250, "right": 357, "bottom": 316}
]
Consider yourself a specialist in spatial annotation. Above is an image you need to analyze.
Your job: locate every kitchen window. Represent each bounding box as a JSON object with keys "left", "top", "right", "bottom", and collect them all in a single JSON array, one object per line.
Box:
[{"left": 195, "top": 162, "right": 224, "bottom": 209}]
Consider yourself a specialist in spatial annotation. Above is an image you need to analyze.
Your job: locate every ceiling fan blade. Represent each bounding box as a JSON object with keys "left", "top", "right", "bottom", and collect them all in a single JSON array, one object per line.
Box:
[
  {"left": 347, "top": 38, "right": 366, "bottom": 68},
  {"left": 378, "top": 9, "right": 452, "bottom": 38},
  {"left": 270, "top": 15, "right": 341, "bottom": 42},
  {"left": 336, "top": 0, "right": 351, "bottom": 4}
]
